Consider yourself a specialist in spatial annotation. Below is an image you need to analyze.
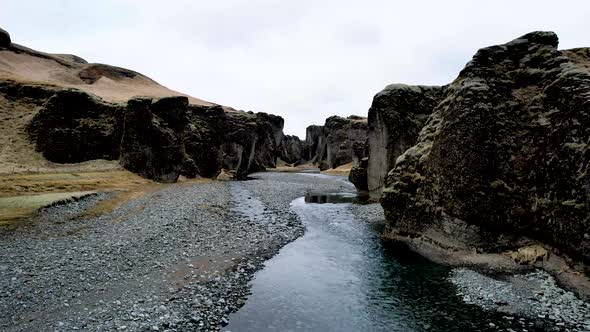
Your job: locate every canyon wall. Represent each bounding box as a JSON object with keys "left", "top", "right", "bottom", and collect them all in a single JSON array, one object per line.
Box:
[
  {"left": 279, "top": 135, "right": 304, "bottom": 165},
  {"left": 364, "top": 85, "right": 444, "bottom": 198},
  {"left": 371, "top": 31, "right": 590, "bottom": 266},
  {"left": 303, "top": 116, "right": 368, "bottom": 170},
  {"left": 24, "top": 86, "right": 285, "bottom": 182},
  {"left": 0, "top": 27, "right": 286, "bottom": 181}
]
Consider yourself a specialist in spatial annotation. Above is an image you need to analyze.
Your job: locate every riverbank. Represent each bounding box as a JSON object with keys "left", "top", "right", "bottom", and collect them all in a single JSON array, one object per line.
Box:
[
  {"left": 0, "top": 172, "right": 346, "bottom": 331},
  {"left": 2, "top": 172, "right": 589, "bottom": 331},
  {"left": 382, "top": 229, "right": 590, "bottom": 300}
]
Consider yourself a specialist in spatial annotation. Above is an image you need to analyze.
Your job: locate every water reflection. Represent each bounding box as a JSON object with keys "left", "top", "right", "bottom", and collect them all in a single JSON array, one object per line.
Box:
[{"left": 304, "top": 192, "right": 370, "bottom": 204}]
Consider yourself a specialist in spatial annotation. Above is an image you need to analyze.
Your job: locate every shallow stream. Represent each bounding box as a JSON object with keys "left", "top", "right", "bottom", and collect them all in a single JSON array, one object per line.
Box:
[{"left": 227, "top": 188, "right": 554, "bottom": 331}]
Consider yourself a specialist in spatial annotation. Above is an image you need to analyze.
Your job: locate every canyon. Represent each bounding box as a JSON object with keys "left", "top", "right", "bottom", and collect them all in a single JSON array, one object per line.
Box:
[
  {"left": 2, "top": 26, "right": 590, "bottom": 331},
  {"left": 351, "top": 31, "right": 590, "bottom": 300}
]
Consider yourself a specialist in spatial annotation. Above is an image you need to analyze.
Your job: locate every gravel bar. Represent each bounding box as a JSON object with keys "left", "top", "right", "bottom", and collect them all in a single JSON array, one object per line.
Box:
[{"left": 0, "top": 172, "right": 346, "bottom": 332}]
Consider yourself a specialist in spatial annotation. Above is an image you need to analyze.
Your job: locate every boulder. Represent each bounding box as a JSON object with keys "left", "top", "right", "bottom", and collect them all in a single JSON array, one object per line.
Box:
[
  {"left": 365, "top": 84, "right": 444, "bottom": 198},
  {"left": 0, "top": 28, "right": 10, "bottom": 47},
  {"left": 381, "top": 31, "right": 590, "bottom": 265}
]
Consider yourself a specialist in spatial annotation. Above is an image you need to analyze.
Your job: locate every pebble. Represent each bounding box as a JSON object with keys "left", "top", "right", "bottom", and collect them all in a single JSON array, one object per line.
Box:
[
  {"left": 0, "top": 173, "right": 343, "bottom": 331},
  {"left": 450, "top": 268, "right": 590, "bottom": 332}
]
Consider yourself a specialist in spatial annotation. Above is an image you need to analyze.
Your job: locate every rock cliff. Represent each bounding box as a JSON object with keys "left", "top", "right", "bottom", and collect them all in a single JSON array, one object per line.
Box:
[
  {"left": 279, "top": 135, "right": 303, "bottom": 164},
  {"left": 378, "top": 32, "right": 590, "bottom": 269},
  {"left": 24, "top": 88, "right": 285, "bottom": 182},
  {"left": 360, "top": 84, "right": 444, "bottom": 198},
  {"left": 0, "top": 28, "right": 285, "bottom": 181},
  {"left": 302, "top": 125, "right": 324, "bottom": 163},
  {"left": 27, "top": 89, "right": 124, "bottom": 164},
  {"left": 303, "top": 116, "right": 368, "bottom": 170}
]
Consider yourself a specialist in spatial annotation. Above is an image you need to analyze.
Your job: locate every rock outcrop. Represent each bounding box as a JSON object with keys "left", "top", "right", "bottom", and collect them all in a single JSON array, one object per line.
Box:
[
  {"left": 279, "top": 135, "right": 303, "bottom": 164},
  {"left": 220, "top": 111, "right": 284, "bottom": 179},
  {"left": 357, "top": 84, "right": 444, "bottom": 198},
  {"left": 380, "top": 32, "right": 590, "bottom": 267},
  {"left": 303, "top": 116, "right": 368, "bottom": 170},
  {"left": 0, "top": 28, "right": 288, "bottom": 181},
  {"left": 27, "top": 89, "right": 124, "bottom": 163},
  {"left": 120, "top": 97, "right": 189, "bottom": 182},
  {"left": 348, "top": 157, "right": 368, "bottom": 190},
  {"left": 324, "top": 115, "right": 368, "bottom": 169},
  {"left": 22, "top": 85, "right": 285, "bottom": 182},
  {"left": 0, "top": 28, "right": 10, "bottom": 47},
  {"left": 302, "top": 125, "right": 324, "bottom": 163}
]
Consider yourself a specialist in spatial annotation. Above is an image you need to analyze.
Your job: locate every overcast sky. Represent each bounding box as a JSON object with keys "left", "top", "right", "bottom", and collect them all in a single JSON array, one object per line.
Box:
[{"left": 1, "top": 0, "right": 589, "bottom": 137}]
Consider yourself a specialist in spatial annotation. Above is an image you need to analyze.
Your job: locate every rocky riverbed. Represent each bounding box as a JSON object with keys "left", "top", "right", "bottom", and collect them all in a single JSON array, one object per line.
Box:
[
  {"left": 1, "top": 172, "right": 589, "bottom": 332},
  {"left": 450, "top": 269, "right": 590, "bottom": 331},
  {"left": 0, "top": 172, "right": 346, "bottom": 331}
]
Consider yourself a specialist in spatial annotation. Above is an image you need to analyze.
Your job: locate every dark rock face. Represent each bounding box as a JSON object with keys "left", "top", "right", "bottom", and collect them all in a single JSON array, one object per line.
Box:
[
  {"left": 0, "top": 28, "right": 10, "bottom": 47},
  {"left": 381, "top": 31, "right": 590, "bottom": 265},
  {"left": 120, "top": 97, "right": 188, "bottom": 183},
  {"left": 363, "top": 84, "right": 444, "bottom": 198},
  {"left": 27, "top": 89, "right": 124, "bottom": 163},
  {"left": 24, "top": 86, "right": 285, "bottom": 182},
  {"left": 220, "top": 111, "right": 284, "bottom": 179},
  {"left": 349, "top": 157, "right": 368, "bottom": 191},
  {"left": 253, "top": 112, "right": 284, "bottom": 170},
  {"left": 303, "top": 116, "right": 368, "bottom": 169},
  {"left": 302, "top": 125, "right": 324, "bottom": 162},
  {"left": 279, "top": 135, "right": 303, "bottom": 164},
  {"left": 184, "top": 105, "right": 225, "bottom": 178},
  {"left": 323, "top": 116, "right": 368, "bottom": 169}
]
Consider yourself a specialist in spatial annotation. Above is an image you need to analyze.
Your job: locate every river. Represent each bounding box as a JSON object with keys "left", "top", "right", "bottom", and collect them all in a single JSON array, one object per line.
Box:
[{"left": 226, "top": 183, "right": 550, "bottom": 331}]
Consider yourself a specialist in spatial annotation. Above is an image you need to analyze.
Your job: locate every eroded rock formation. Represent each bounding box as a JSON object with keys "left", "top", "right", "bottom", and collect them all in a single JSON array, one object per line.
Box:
[
  {"left": 22, "top": 85, "right": 285, "bottom": 182},
  {"left": 120, "top": 97, "right": 188, "bottom": 182},
  {"left": 303, "top": 116, "right": 368, "bottom": 170},
  {"left": 27, "top": 89, "right": 124, "bottom": 163},
  {"left": 360, "top": 84, "right": 444, "bottom": 198},
  {"left": 378, "top": 31, "right": 590, "bottom": 267},
  {"left": 324, "top": 116, "right": 368, "bottom": 169},
  {"left": 302, "top": 125, "right": 324, "bottom": 163},
  {"left": 279, "top": 135, "right": 303, "bottom": 165}
]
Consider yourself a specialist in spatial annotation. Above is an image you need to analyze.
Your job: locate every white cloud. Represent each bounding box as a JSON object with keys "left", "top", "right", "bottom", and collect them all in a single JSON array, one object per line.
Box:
[{"left": 1, "top": 0, "right": 589, "bottom": 136}]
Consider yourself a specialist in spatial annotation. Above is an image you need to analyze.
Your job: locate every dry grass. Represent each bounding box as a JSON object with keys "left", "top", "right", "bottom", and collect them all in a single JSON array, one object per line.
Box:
[
  {"left": 0, "top": 191, "right": 96, "bottom": 227},
  {"left": 321, "top": 162, "right": 353, "bottom": 176},
  {"left": 0, "top": 169, "right": 159, "bottom": 228},
  {"left": 0, "top": 170, "right": 151, "bottom": 197},
  {"left": 0, "top": 47, "right": 215, "bottom": 105}
]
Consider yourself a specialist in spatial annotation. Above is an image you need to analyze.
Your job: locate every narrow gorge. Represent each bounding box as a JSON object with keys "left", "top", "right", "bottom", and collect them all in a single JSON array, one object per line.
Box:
[{"left": 1, "top": 25, "right": 590, "bottom": 332}]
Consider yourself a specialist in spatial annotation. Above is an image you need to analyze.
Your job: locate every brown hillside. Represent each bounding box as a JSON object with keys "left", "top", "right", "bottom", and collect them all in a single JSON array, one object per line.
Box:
[{"left": 0, "top": 43, "right": 215, "bottom": 105}]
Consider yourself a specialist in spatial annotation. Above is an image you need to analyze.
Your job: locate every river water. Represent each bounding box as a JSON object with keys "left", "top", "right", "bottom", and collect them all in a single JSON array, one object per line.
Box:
[{"left": 226, "top": 189, "right": 549, "bottom": 331}]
